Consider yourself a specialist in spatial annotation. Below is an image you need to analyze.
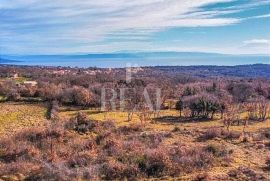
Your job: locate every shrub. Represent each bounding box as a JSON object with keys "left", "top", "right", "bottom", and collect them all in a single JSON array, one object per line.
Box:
[
  {"left": 24, "top": 165, "right": 78, "bottom": 181},
  {"left": 200, "top": 129, "right": 241, "bottom": 141},
  {"left": 100, "top": 160, "right": 138, "bottom": 180},
  {"left": 117, "top": 124, "right": 142, "bottom": 135},
  {"left": 168, "top": 145, "right": 214, "bottom": 173},
  {"left": 192, "top": 173, "right": 211, "bottom": 181},
  {"left": 266, "top": 157, "right": 270, "bottom": 170},
  {"left": 199, "top": 128, "right": 221, "bottom": 140},
  {"left": 47, "top": 100, "right": 59, "bottom": 120},
  {"left": 264, "top": 141, "right": 270, "bottom": 148},
  {"left": 139, "top": 132, "right": 165, "bottom": 148},
  {"left": 227, "top": 167, "right": 266, "bottom": 180},
  {"left": 140, "top": 148, "right": 171, "bottom": 177},
  {"left": 204, "top": 143, "right": 230, "bottom": 157},
  {"left": 65, "top": 112, "right": 97, "bottom": 134},
  {"left": 73, "top": 86, "right": 92, "bottom": 106},
  {"left": 6, "top": 89, "right": 21, "bottom": 101},
  {"left": 102, "top": 138, "right": 121, "bottom": 156},
  {"left": 67, "top": 153, "right": 92, "bottom": 168},
  {"left": 264, "top": 131, "right": 270, "bottom": 139},
  {"left": 221, "top": 130, "right": 241, "bottom": 140},
  {"left": 172, "top": 126, "right": 181, "bottom": 132},
  {"left": 97, "top": 121, "right": 116, "bottom": 134}
]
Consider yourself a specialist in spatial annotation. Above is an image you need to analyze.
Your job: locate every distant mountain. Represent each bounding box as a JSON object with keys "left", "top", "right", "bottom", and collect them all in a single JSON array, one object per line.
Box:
[
  {"left": 0, "top": 57, "right": 20, "bottom": 63},
  {"left": 1, "top": 52, "right": 269, "bottom": 67},
  {"left": 2, "top": 52, "right": 232, "bottom": 60},
  {"left": 153, "top": 64, "right": 270, "bottom": 78}
]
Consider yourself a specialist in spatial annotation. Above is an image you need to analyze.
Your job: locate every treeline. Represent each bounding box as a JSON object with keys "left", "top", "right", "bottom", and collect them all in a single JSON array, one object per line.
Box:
[
  {"left": 0, "top": 65, "right": 269, "bottom": 122},
  {"left": 175, "top": 81, "right": 270, "bottom": 121}
]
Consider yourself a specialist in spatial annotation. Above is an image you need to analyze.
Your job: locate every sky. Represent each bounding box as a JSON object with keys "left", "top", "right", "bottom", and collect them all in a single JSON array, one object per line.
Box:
[{"left": 0, "top": 0, "right": 270, "bottom": 55}]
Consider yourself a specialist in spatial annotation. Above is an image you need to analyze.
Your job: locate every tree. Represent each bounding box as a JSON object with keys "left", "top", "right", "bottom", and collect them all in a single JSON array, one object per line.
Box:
[
  {"left": 47, "top": 100, "right": 59, "bottom": 120},
  {"left": 223, "top": 104, "right": 248, "bottom": 132},
  {"left": 19, "top": 85, "right": 37, "bottom": 97},
  {"left": 39, "top": 83, "right": 62, "bottom": 101},
  {"left": 124, "top": 99, "right": 136, "bottom": 122},
  {"left": 175, "top": 100, "right": 184, "bottom": 117},
  {"left": 7, "top": 89, "right": 21, "bottom": 101},
  {"left": 183, "top": 93, "right": 222, "bottom": 119},
  {"left": 73, "top": 86, "right": 92, "bottom": 107},
  {"left": 245, "top": 97, "right": 269, "bottom": 121},
  {"left": 227, "top": 82, "right": 256, "bottom": 103},
  {"left": 60, "top": 88, "right": 74, "bottom": 105},
  {"left": 135, "top": 102, "right": 152, "bottom": 126},
  {"left": 257, "top": 97, "right": 269, "bottom": 121}
]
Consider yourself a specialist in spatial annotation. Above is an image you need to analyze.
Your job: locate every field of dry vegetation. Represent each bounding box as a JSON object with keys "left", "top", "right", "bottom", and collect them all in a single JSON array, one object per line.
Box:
[
  {"left": 0, "top": 103, "right": 269, "bottom": 180},
  {"left": 0, "top": 65, "right": 269, "bottom": 180}
]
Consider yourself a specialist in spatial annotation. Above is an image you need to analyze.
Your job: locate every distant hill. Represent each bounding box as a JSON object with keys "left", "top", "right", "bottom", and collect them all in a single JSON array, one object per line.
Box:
[
  {"left": 1, "top": 52, "right": 269, "bottom": 67},
  {"left": 152, "top": 64, "right": 270, "bottom": 78},
  {"left": 0, "top": 57, "right": 20, "bottom": 63},
  {"left": 1, "top": 52, "right": 241, "bottom": 59}
]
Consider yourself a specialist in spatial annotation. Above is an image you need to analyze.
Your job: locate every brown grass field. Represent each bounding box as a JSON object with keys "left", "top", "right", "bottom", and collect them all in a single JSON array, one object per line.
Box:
[{"left": 0, "top": 102, "right": 47, "bottom": 135}]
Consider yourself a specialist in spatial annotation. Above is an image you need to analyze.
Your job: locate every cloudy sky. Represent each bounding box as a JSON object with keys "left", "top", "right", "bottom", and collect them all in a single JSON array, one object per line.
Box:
[{"left": 0, "top": 0, "right": 270, "bottom": 55}]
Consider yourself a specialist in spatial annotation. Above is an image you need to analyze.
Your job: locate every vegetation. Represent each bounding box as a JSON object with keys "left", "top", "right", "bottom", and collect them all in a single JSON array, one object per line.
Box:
[{"left": 0, "top": 64, "right": 269, "bottom": 180}]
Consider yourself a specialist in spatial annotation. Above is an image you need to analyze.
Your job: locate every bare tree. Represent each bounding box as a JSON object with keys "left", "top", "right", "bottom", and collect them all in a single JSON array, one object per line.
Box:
[
  {"left": 73, "top": 86, "right": 92, "bottom": 107},
  {"left": 223, "top": 104, "right": 241, "bottom": 131},
  {"left": 258, "top": 97, "right": 269, "bottom": 121},
  {"left": 135, "top": 103, "right": 153, "bottom": 126}
]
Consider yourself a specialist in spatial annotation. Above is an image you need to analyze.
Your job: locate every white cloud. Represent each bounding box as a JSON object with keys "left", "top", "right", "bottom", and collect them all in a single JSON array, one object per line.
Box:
[
  {"left": 0, "top": 1, "right": 237, "bottom": 40},
  {"left": 252, "top": 14, "right": 270, "bottom": 19},
  {"left": 243, "top": 39, "right": 270, "bottom": 45},
  {"left": 239, "top": 39, "right": 270, "bottom": 55},
  {"left": 0, "top": 0, "right": 269, "bottom": 54}
]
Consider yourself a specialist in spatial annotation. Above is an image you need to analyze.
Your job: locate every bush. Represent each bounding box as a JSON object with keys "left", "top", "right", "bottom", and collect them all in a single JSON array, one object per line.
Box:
[
  {"left": 102, "top": 138, "right": 121, "bottom": 156},
  {"left": 264, "top": 141, "right": 270, "bottom": 148},
  {"left": 117, "top": 124, "right": 142, "bottom": 135},
  {"left": 266, "top": 157, "right": 270, "bottom": 170},
  {"left": 172, "top": 126, "right": 181, "bottom": 132},
  {"left": 205, "top": 143, "right": 231, "bottom": 157},
  {"left": 200, "top": 129, "right": 241, "bottom": 141},
  {"left": 227, "top": 167, "right": 266, "bottom": 180},
  {"left": 221, "top": 130, "right": 241, "bottom": 140},
  {"left": 100, "top": 160, "right": 138, "bottom": 180},
  {"left": 264, "top": 131, "right": 270, "bottom": 139},
  {"left": 141, "top": 148, "right": 171, "bottom": 177},
  {"left": 199, "top": 128, "right": 221, "bottom": 140},
  {"left": 6, "top": 90, "right": 20, "bottom": 101},
  {"left": 47, "top": 100, "right": 59, "bottom": 120},
  {"left": 192, "top": 173, "right": 211, "bottom": 181},
  {"left": 67, "top": 153, "right": 92, "bottom": 168},
  {"left": 65, "top": 112, "right": 97, "bottom": 134},
  {"left": 168, "top": 145, "right": 213, "bottom": 173},
  {"left": 139, "top": 132, "right": 165, "bottom": 148}
]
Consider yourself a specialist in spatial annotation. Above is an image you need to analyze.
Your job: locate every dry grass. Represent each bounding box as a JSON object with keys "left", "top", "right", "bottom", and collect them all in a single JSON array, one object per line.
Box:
[
  {"left": 0, "top": 103, "right": 270, "bottom": 179},
  {"left": 0, "top": 113, "right": 233, "bottom": 180},
  {"left": 0, "top": 102, "right": 47, "bottom": 135}
]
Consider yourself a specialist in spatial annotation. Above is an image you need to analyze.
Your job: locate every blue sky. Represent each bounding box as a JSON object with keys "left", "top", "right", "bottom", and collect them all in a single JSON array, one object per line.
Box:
[{"left": 0, "top": 0, "right": 270, "bottom": 55}]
